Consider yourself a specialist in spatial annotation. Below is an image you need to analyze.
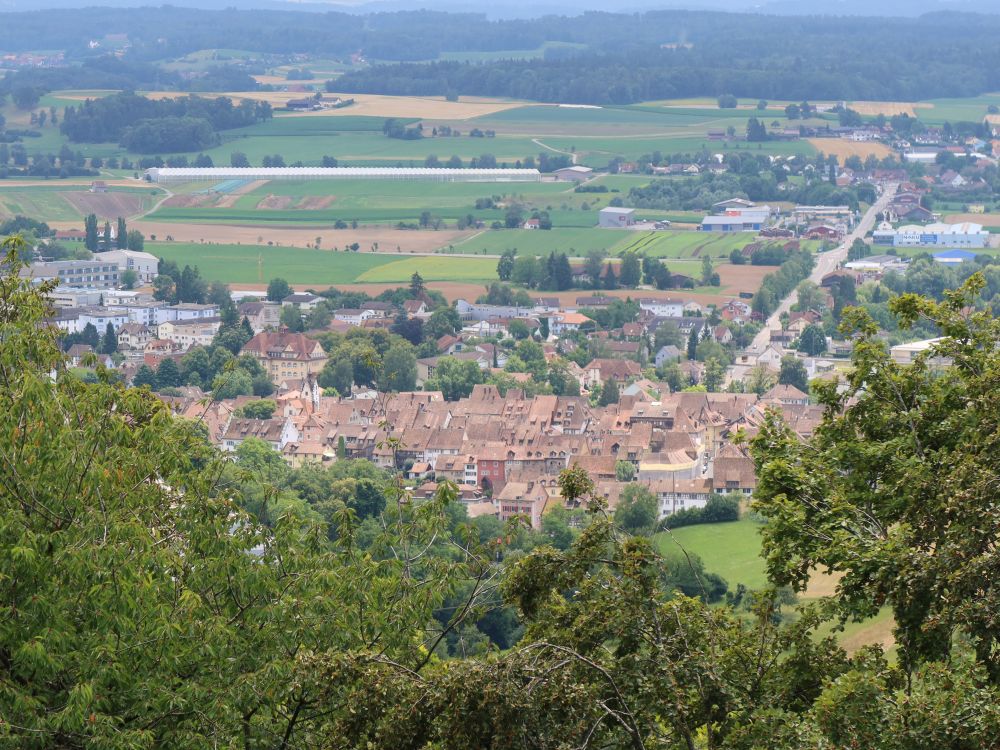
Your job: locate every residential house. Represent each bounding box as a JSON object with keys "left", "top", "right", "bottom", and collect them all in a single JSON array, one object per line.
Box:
[
  {"left": 639, "top": 298, "right": 684, "bottom": 318},
  {"left": 497, "top": 480, "right": 551, "bottom": 529},
  {"left": 583, "top": 358, "right": 641, "bottom": 388},
  {"left": 239, "top": 301, "right": 283, "bottom": 333},
  {"left": 403, "top": 299, "right": 428, "bottom": 317},
  {"left": 763, "top": 383, "right": 810, "bottom": 406},
  {"left": 281, "top": 292, "right": 323, "bottom": 311},
  {"left": 242, "top": 331, "right": 329, "bottom": 383},
  {"left": 333, "top": 308, "right": 379, "bottom": 326},
  {"left": 649, "top": 477, "right": 714, "bottom": 518},
  {"left": 711, "top": 443, "right": 757, "bottom": 497},
  {"left": 550, "top": 312, "right": 592, "bottom": 336},
  {"left": 117, "top": 322, "right": 151, "bottom": 354},
  {"left": 157, "top": 317, "right": 222, "bottom": 350},
  {"left": 155, "top": 303, "right": 220, "bottom": 325},
  {"left": 359, "top": 301, "right": 394, "bottom": 318},
  {"left": 654, "top": 345, "right": 683, "bottom": 367},
  {"left": 219, "top": 416, "right": 299, "bottom": 453}
]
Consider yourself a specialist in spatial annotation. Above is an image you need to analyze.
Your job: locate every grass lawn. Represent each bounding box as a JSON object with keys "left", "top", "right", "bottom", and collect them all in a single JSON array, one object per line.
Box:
[
  {"left": 654, "top": 518, "right": 896, "bottom": 654},
  {"left": 655, "top": 519, "right": 768, "bottom": 591}
]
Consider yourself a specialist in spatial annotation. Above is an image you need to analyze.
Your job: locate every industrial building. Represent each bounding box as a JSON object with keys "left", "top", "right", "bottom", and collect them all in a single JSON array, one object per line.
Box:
[
  {"left": 872, "top": 221, "right": 989, "bottom": 249},
  {"left": 699, "top": 215, "right": 765, "bottom": 232},
  {"left": 598, "top": 207, "right": 636, "bottom": 228},
  {"left": 144, "top": 167, "right": 543, "bottom": 184}
]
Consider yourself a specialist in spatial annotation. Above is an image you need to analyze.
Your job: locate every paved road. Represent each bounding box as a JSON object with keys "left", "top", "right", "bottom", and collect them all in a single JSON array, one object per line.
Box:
[{"left": 730, "top": 183, "right": 899, "bottom": 381}]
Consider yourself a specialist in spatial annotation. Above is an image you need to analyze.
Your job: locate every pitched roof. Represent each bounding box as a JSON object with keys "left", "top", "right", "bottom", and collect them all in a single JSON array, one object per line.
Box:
[{"left": 243, "top": 331, "right": 326, "bottom": 361}]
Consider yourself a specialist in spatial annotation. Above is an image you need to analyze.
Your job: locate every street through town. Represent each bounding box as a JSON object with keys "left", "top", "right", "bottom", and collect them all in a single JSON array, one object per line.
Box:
[{"left": 728, "top": 183, "right": 899, "bottom": 383}]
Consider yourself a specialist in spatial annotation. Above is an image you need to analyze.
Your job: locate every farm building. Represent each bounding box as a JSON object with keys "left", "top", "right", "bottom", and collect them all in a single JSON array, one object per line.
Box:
[
  {"left": 872, "top": 222, "right": 989, "bottom": 249},
  {"left": 554, "top": 166, "right": 594, "bottom": 182},
  {"left": 598, "top": 207, "right": 636, "bottom": 228},
  {"left": 144, "top": 167, "right": 542, "bottom": 184},
  {"left": 699, "top": 216, "right": 763, "bottom": 232}
]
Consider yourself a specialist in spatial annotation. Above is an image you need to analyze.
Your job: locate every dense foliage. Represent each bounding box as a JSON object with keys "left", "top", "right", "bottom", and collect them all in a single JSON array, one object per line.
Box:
[
  {"left": 3, "top": 234, "right": 1000, "bottom": 745},
  {"left": 2, "top": 7, "right": 1000, "bottom": 102},
  {"left": 61, "top": 92, "right": 272, "bottom": 149},
  {"left": 333, "top": 11, "right": 1000, "bottom": 103}
]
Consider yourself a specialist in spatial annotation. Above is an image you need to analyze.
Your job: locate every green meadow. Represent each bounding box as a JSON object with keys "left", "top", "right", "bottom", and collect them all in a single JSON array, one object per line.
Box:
[
  {"left": 654, "top": 518, "right": 896, "bottom": 653},
  {"left": 146, "top": 242, "right": 498, "bottom": 285}
]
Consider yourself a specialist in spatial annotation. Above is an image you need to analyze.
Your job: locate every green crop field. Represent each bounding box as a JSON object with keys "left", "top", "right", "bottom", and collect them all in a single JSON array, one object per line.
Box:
[
  {"left": 447, "top": 227, "right": 626, "bottom": 257},
  {"left": 150, "top": 178, "right": 590, "bottom": 227},
  {"left": 612, "top": 230, "right": 818, "bottom": 259},
  {"left": 147, "top": 242, "right": 395, "bottom": 284},
  {"left": 919, "top": 95, "right": 1000, "bottom": 124},
  {"left": 146, "top": 242, "right": 498, "bottom": 285},
  {"left": 355, "top": 255, "right": 499, "bottom": 282}
]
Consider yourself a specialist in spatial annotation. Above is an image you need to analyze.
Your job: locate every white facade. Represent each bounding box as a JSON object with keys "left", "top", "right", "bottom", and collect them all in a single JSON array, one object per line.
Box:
[
  {"left": 106, "top": 300, "right": 168, "bottom": 326},
  {"left": 157, "top": 318, "right": 222, "bottom": 349},
  {"left": 873, "top": 222, "right": 989, "bottom": 249},
  {"left": 639, "top": 298, "right": 684, "bottom": 318},
  {"left": 598, "top": 207, "right": 636, "bottom": 228},
  {"left": 93, "top": 250, "right": 159, "bottom": 282},
  {"left": 333, "top": 308, "right": 378, "bottom": 326},
  {"left": 154, "top": 303, "right": 221, "bottom": 325}
]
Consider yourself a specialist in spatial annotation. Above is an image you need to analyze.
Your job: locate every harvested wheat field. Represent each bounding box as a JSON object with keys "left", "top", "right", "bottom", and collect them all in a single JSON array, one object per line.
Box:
[
  {"left": 946, "top": 212, "right": 1000, "bottom": 227},
  {"left": 717, "top": 263, "right": 771, "bottom": 295},
  {"left": 256, "top": 195, "right": 294, "bottom": 210},
  {"left": 118, "top": 222, "right": 476, "bottom": 251},
  {"left": 141, "top": 90, "right": 523, "bottom": 120},
  {"left": 298, "top": 196, "right": 337, "bottom": 209},
  {"left": 848, "top": 101, "right": 932, "bottom": 117},
  {"left": 808, "top": 138, "right": 894, "bottom": 160}
]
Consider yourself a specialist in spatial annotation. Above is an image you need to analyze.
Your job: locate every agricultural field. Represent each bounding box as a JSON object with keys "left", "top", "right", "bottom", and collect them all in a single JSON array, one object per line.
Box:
[
  {"left": 146, "top": 241, "right": 498, "bottom": 286},
  {"left": 655, "top": 519, "right": 896, "bottom": 653},
  {"left": 127, "top": 222, "right": 473, "bottom": 252},
  {"left": 447, "top": 227, "right": 819, "bottom": 261},
  {"left": 806, "top": 138, "right": 894, "bottom": 160},
  {"left": 146, "top": 178, "right": 582, "bottom": 226},
  {"left": 355, "top": 255, "right": 499, "bottom": 283},
  {"left": 0, "top": 184, "right": 164, "bottom": 222}
]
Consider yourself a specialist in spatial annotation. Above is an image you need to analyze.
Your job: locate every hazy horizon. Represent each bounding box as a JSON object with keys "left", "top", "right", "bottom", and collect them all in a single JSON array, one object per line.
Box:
[{"left": 2, "top": 0, "right": 1000, "bottom": 17}]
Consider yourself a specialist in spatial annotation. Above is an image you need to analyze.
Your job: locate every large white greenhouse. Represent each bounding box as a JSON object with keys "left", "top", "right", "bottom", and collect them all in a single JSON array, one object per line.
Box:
[{"left": 144, "top": 167, "right": 543, "bottom": 183}]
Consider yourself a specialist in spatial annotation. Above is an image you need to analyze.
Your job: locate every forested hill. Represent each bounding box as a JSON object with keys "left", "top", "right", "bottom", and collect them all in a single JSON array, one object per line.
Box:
[
  {"left": 333, "top": 12, "right": 1000, "bottom": 103},
  {"left": 2, "top": 7, "right": 1000, "bottom": 102}
]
